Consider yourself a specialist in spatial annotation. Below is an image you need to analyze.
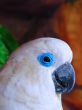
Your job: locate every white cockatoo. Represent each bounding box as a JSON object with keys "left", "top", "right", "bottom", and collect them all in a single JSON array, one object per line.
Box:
[{"left": 0, "top": 37, "right": 75, "bottom": 110}]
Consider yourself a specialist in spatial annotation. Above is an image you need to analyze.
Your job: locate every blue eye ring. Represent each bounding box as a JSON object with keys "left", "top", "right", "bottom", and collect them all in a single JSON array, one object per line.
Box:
[{"left": 37, "top": 52, "right": 56, "bottom": 67}]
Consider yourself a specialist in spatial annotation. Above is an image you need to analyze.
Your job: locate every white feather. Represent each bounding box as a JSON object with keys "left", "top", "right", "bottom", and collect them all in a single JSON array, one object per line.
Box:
[{"left": 0, "top": 37, "right": 73, "bottom": 110}]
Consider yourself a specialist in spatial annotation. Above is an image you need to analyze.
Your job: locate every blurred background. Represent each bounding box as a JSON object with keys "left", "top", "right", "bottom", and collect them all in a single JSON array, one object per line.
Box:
[{"left": 0, "top": 0, "right": 82, "bottom": 110}]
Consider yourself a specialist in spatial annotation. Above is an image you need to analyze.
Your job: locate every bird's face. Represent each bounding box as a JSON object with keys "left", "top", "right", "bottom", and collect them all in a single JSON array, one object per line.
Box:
[
  {"left": 23, "top": 38, "right": 75, "bottom": 94},
  {"left": 4, "top": 37, "right": 75, "bottom": 110}
]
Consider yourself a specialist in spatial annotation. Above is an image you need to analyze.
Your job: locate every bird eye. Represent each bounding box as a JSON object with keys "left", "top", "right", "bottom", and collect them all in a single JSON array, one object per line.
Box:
[{"left": 37, "top": 52, "right": 56, "bottom": 67}]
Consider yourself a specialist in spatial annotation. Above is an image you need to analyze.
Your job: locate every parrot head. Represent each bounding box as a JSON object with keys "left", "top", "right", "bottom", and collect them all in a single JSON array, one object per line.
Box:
[{"left": 0, "top": 37, "right": 75, "bottom": 110}]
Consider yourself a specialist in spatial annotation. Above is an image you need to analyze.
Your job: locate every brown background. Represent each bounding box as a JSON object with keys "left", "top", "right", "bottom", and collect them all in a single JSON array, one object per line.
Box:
[{"left": 0, "top": 0, "right": 82, "bottom": 110}]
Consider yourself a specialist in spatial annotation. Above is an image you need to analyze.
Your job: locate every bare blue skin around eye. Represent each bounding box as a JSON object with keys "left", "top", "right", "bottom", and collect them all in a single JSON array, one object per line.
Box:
[{"left": 37, "top": 52, "right": 56, "bottom": 67}]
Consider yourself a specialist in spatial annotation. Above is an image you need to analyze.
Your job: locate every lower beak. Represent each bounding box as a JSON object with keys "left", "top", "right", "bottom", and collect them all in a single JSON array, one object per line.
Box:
[{"left": 52, "top": 62, "right": 75, "bottom": 94}]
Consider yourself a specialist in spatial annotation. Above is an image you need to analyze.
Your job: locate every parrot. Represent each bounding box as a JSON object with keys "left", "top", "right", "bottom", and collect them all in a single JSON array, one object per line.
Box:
[{"left": 0, "top": 37, "right": 75, "bottom": 110}]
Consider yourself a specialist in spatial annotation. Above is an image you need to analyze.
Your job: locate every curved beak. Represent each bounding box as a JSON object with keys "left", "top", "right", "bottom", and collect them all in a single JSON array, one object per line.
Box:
[{"left": 52, "top": 62, "right": 75, "bottom": 94}]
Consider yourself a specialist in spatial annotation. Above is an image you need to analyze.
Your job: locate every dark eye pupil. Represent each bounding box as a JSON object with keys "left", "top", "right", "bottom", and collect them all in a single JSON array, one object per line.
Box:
[{"left": 44, "top": 56, "right": 50, "bottom": 62}]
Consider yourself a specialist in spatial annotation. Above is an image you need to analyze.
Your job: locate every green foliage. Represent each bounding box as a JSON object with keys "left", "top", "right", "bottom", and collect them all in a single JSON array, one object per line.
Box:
[{"left": 0, "top": 25, "right": 19, "bottom": 68}]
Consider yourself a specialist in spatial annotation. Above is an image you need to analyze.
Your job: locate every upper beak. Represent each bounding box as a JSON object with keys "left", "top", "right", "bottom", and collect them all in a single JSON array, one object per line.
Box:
[{"left": 52, "top": 62, "right": 75, "bottom": 94}]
